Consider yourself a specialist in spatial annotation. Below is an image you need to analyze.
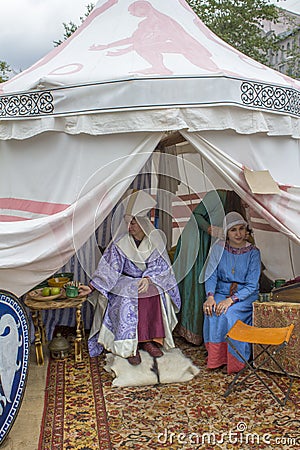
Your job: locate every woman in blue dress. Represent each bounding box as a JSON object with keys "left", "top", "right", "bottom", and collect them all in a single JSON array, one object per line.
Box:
[
  {"left": 174, "top": 190, "right": 246, "bottom": 345},
  {"left": 203, "top": 211, "right": 261, "bottom": 374}
]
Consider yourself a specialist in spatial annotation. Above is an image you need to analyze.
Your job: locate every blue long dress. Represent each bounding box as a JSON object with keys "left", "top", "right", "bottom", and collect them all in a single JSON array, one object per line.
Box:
[{"left": 204, "top": 241, "right": 261, "bottom": 373}]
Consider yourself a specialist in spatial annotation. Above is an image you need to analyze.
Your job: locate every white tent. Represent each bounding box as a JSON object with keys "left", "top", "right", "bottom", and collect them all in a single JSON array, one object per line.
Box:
[{"left": 1, "top": 0, "right": 300, "bottom": 297}]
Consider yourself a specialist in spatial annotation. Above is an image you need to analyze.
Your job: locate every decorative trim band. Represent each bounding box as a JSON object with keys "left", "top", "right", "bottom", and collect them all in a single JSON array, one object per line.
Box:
[
  {"left": 1, "top": 80, "right": 299, "bottom": 119},
  {"left": 241, "top": 81, "right": 300, "bottom": 116},
  {"left": 0, "top": 91, "right": 54, "bottom": 117}
]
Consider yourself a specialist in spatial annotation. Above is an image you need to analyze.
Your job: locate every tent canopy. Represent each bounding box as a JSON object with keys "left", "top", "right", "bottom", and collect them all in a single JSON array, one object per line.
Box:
[
  {"left": 0, "top": 0, "right": 299, "bottom": 296},
  {"left": 1, "top": 0, "right": 300, "bottom": 139}
]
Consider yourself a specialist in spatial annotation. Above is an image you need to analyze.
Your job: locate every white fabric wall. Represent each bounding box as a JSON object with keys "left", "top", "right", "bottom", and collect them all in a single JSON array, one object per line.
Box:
[
  {"left": 199, "top": 130, "right": 300, "bottom": 187},
  {"left": 180, "top": 131, "right": 300, "bottom": 281},
  {"left": 0, "top": 131, "right": 162, "bottom": 296},
  {"left": 182, "top": 131, "right": 300, "bottom": 242},
  {"left": 0, "top": 131, "right": 160, "bottom": 209}
]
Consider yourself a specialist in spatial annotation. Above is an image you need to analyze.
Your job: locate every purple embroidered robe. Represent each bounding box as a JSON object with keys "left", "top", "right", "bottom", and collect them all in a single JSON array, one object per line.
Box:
[{"left": 88, "top": 241, "right": 181, "bottom": 358}]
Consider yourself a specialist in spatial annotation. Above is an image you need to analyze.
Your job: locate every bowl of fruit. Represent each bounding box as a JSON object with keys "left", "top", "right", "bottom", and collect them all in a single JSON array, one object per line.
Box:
[
  {"left": 52, "top": 272, "right": 73, "bottom": 282},
  {"left": 48, "top": 277, "right": 69, "bottom": 288}
]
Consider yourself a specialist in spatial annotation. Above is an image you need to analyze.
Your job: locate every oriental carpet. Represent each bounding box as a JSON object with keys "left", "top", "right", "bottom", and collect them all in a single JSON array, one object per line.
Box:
[
  {"left": 38, "top": 342, "right": 111, "bottom": 450},
  {"left": 39, "top": 331, "right": 300, "bottom": 450}
]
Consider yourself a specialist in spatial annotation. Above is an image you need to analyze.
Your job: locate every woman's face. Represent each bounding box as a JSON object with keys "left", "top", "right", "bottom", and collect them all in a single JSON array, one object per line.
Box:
[
  {"left": 127, "top": 217, "right": 145, "bottom": 240},
  {"left": 227, "top": 224, "right": 247, "bottom": 248}
]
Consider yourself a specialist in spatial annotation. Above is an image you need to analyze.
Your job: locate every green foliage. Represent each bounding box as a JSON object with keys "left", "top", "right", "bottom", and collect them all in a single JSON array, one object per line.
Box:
[
  {"left": 187, "top": 0, "right": 281, "bottom": 65},
  {"left": 0, "top": 61, "right": 11, "bottom": 83},
  {"left": 54, "top": 3, "right": 94, "bottom": 46}
]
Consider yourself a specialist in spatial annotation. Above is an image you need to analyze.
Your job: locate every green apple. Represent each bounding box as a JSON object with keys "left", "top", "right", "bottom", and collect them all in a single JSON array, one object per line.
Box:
[
  {"left": 50, "top": 287, "right": 61, "bottom": 295},
  {"left": 42, "top": 287, "right": 51, "bottom": 297}
]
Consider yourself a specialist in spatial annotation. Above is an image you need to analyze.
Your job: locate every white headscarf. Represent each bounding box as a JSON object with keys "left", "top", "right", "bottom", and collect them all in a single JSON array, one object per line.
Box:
[
  {"left": 124, "top": 190, "right": 157, "bottom": 217},
  {"left": 204, "top": 212, "right": 248, "bottom": 281},
  {"left": 111, "top": 191, "right": 167, "bottom": 270},
  {"left": 223, "top": 211, "right": 247, "bottom": 237}
]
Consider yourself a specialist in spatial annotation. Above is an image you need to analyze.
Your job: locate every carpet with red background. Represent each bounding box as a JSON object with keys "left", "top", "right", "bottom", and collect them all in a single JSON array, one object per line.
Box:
[{"left": 39, "top": 331, "right": 300, "bottom": 450}]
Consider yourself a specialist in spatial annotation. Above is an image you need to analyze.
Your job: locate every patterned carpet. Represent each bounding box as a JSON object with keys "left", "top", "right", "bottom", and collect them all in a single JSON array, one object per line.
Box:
[
  {"left": 39, "top": 344, "right": 111, "bottom": 450},
  {"left": 39, "top": 331, "right": 300, "bottom": 450}
]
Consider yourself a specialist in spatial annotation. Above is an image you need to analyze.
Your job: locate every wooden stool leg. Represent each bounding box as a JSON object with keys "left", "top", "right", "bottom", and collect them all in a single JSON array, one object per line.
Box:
[
  {"left": 38, "top": 311, "right": 47, "bottom": 344},
  {"left": 74, "top": 306, "right": 83, "bottom": 363},
  {"left": 32, "top": 311, "right": 44, "bottom": 366},
  {"left": 81, "top": 318, "right": 85, "bottom": 339}
]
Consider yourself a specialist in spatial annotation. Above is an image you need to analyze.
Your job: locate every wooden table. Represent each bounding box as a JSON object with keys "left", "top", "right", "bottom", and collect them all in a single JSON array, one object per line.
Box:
[
  {"left": 253, "top": 301, "right": 300, "bottom": 377},
  {"left": 24, "top": 294, "right": 87, "bottom": 365}
]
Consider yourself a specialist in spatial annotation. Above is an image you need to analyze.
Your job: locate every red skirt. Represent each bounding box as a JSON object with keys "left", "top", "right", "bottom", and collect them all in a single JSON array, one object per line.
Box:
[{"left": 138, "top": 284, "right": 165, "bottom": 341}]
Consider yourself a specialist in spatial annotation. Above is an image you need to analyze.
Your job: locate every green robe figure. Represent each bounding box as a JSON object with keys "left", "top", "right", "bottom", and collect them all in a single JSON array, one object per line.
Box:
[{"left": 173, "top": 189, "right": 245, "bottom": 345}]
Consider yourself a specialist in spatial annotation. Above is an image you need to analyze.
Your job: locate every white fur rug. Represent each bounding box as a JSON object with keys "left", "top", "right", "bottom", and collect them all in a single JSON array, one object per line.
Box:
[{"left": 104, "top": 348, "right": 200, "bottom": 387}]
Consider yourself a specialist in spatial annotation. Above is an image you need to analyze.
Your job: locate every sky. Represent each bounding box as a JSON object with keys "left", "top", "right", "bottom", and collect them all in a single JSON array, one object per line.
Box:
[
  {"left": 0, "top": 0, "right": 299, "bottom": 73},
  {"left": 273, "top": 0, "right": 300, "bottom": 14},
  {"left": 0, "top": 0, "right": 90, "bottom": 72}
]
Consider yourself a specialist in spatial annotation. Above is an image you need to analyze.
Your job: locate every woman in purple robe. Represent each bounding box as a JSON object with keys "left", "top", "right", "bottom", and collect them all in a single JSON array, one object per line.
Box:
[{"left": 79, "top": 191, "right": 181, "bottom": 365}]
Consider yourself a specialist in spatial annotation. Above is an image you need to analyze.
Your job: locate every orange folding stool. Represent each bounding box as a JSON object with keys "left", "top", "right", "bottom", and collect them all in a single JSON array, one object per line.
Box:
[{"left": 224, "top": 320, "right": 295, "bottom": 406}]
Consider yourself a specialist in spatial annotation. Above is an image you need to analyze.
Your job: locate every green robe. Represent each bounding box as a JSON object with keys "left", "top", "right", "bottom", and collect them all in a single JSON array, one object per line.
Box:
[{"left": 173, "top": 190, "right": 228, "bottom": 345}]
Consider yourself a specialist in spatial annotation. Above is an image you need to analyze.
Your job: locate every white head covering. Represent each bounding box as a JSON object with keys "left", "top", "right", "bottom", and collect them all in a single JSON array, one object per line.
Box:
[
  {"left": 124, "top": 190, "right": 157, "bottom": 217},
  {"left": 223, "top": 211, "right": 247, "bottom": 236},
  {"left": 111, "top": 190, "right": 167, "bottom": 269}
]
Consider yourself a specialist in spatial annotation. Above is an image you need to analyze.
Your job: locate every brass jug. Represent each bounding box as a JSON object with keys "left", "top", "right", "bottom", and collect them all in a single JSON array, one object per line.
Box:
[{"left": 48, "top": 333, "right": 70, "bottom": 359}]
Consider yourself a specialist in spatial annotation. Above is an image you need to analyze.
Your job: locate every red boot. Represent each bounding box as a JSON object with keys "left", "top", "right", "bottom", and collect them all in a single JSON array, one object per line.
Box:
[
  {"left": 141, "top": 342, "right": 163, "bottom": 358},
  {"left": 127, "top": 350, "right": 141, "bottom": 365}
]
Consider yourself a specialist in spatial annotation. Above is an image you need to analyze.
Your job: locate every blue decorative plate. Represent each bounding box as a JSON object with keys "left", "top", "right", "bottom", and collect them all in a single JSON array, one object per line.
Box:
[{"left": 0, "top": 290, "right": 30, "bottom": 445}]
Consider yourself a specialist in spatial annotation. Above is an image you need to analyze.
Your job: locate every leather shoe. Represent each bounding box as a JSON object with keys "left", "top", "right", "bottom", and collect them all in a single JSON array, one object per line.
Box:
[
  {"left": 221, "top": 365, "right": 228, "bottom": 374},
  {"left": 141, "top": 342, "right": 163, "bottom": 358},
  {"left": 127, "top": 350, "right": 141, "bottom": 366}
]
